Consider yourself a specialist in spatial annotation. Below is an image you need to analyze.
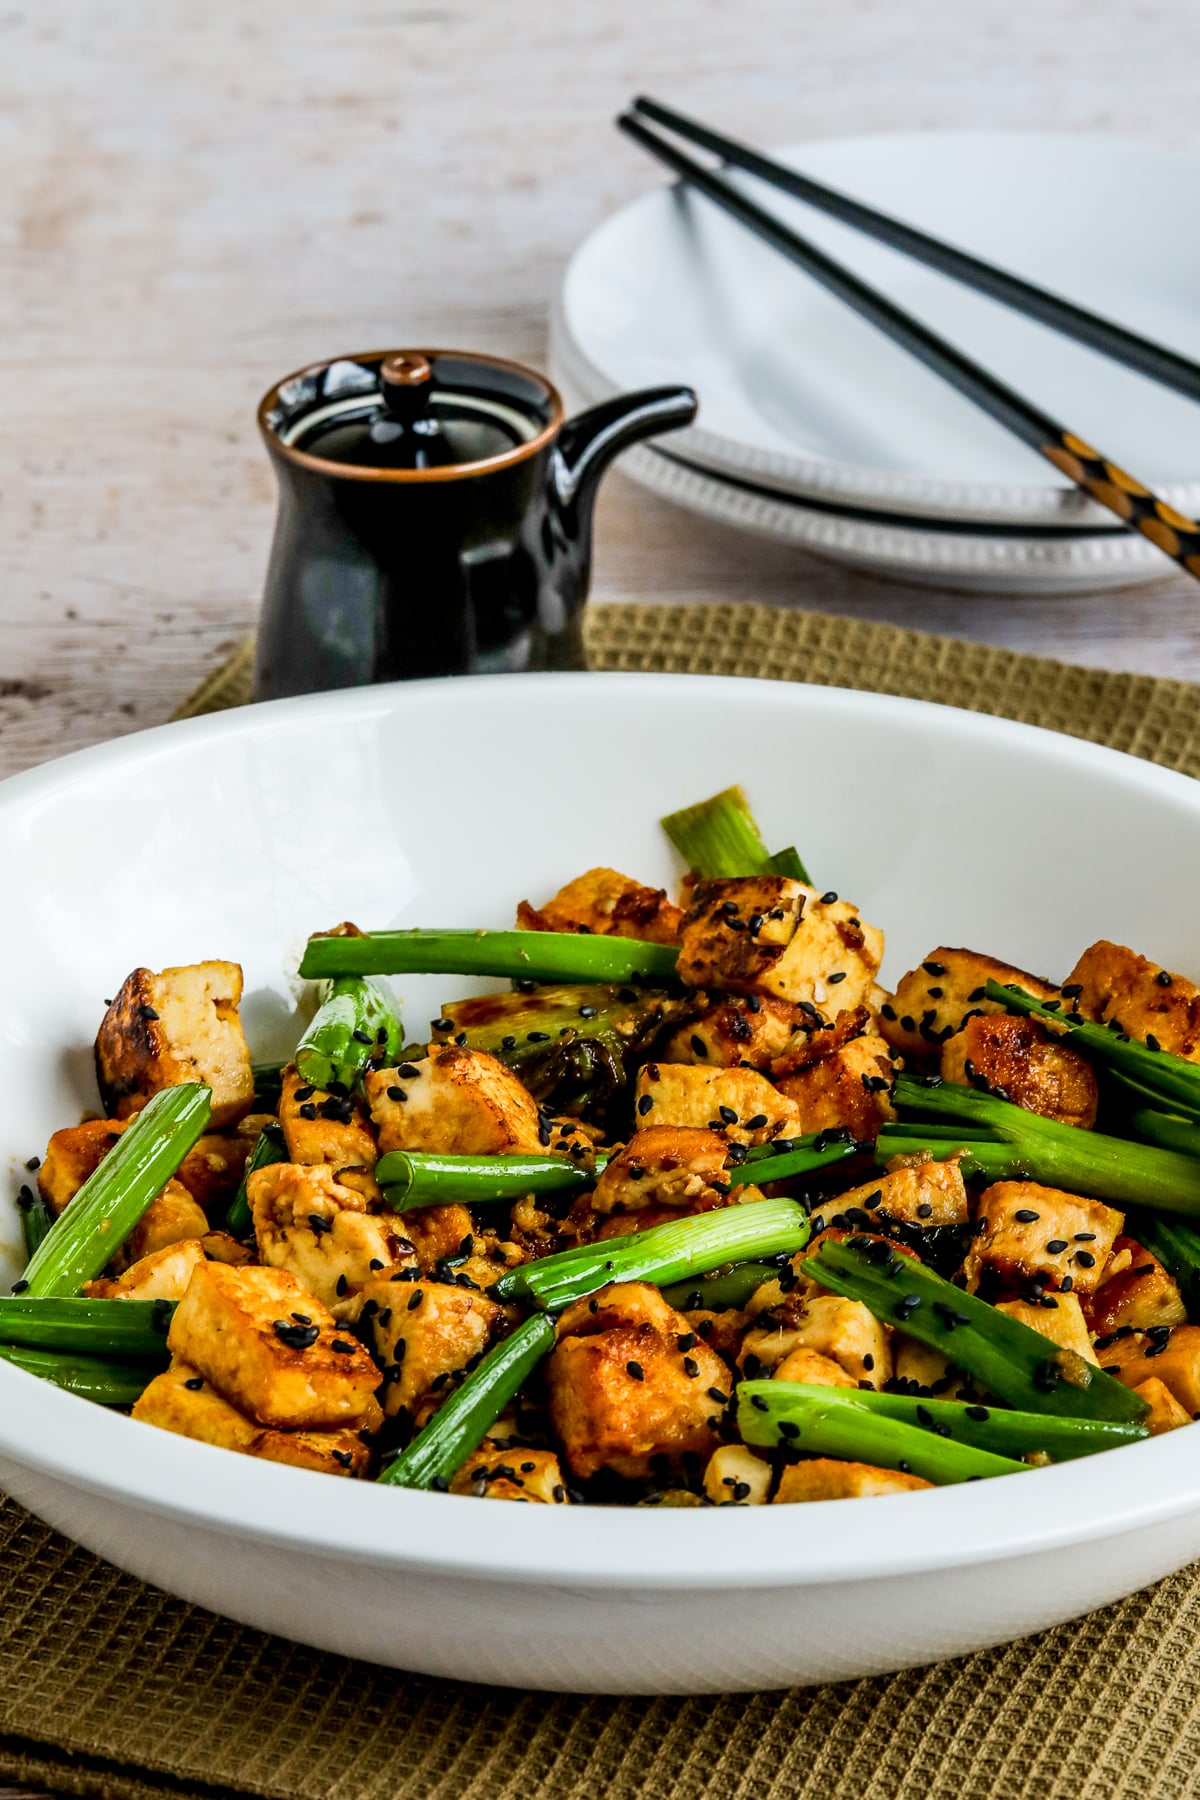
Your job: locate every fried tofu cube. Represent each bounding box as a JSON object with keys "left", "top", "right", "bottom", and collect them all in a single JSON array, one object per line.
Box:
[
  {"left": 676, "top": 878, "right": 883, "bottom": 1011},
  {"left": 879, "top": 947, "right": 1058, "bottom": 1061},
  {"left": 663, "top": 994, "right": 808, "bottom": 1071},
  {"left": 778, "top": 1294, "right": 892, "bottom": 1388},
  {"left": 120, "top": 1179, "right": 210, "bottom": 1266},
  {"left": 279, "top": 1066, "right": 377, "bottom": 1169},
  {"left": 771, "top": 1346, "right": 857, "bottom": 1388},
  {"left": 133, "top": 1362, "right": 371, "bottom": 1475},
  {"left": 995, "top": 1292, "right": 1099, "bottom": 1365},
  {"left": 940, "top": 1014, "right": 1098, "bottom": 1129},
  {"left": 450, "top": 1439, "right": 569, "bottom": 1503},
  {"left": 962, "top": 1182, "right": 1123, "bottom": 1298},
  {"left": 1067, "top": 940, "right": 1200, "bottom": 1060},
  {"left": 892, "top": 1335, "right": 972, "bottom": 1398},
  {"left": 633, "top": 1062, "right": 801, "bottom": 1146},
  {"left": 774, "top": 1033, "right": 896, "bottom": 1139},
  {"left": 592, "top": 1126, "right": 731, "bottom": 1216},
  {"left": 200, "top": 1230, "right": 256, "bottom": 1267},
  {"left": 351, "top": 1274, "right": 502, "bottom": 1416},
  {"left": 175, "top": 1119, "right": 273, "bottom": 1215},
  {"left": 167, "top": 1262, "right": 383, "bottom": 1430},
  {"left": 95, "top": 961, "right": 254, "bottom": 1127},
  {"left": 704, "top": 1444, "right": 773, "bottom": 1505},
  {"left": 364, "top": 1045, "right": 544, "bottom": 1156},
  {"left": 827, "top": 1161, "right": 969, "bottom": 1230},
  {"left": 37, "top": 1117, "right": 128, "bottom": 1215},
  {"left": 248, "top": 1162, "right": 417, "bottom": 1311},
  {"left": 547, "top": 1281, "right": 731, "bottom": 1480},
  {"left": 516, "top": 866, "right": 683, "bottom": 945},
  {"left": 1098, "top": 1325, "right": 1200, "bottom": 1414},
  {"left": 86, "top": 1237, "right": 206, "bottom": 1303},
  {"left": 774, "top": 1459, "right": 933, "bottom": 1502},
  {"left": 1133, "top": 1375, "right": 1192, "bottom": 1435},
  {"left": 1089, "top": 1236, "right": 1187, "bottom": 1336}
]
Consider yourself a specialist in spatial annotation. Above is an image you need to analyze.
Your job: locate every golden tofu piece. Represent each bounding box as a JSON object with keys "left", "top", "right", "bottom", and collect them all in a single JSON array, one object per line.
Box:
[
  {"left": 167, "top": 1262, "right": 383, "bottom": 1430},
  {"left": 774, "top": 1033, "right": 896, "bottom": 1140},
  {"left": 516, "top": 866, "right": 683, "bottom": 945},
  {"left": 38, "top": 1117, "right": 128, "bottom": 1215},
  {"left": 703, "top": 1443, "right": 773, "bottom": 1505},
  {"left": 175, "top": 1119, "right": 272, "bottom": 1215},
  {"left": 1098, "top": 1325, "right": 1200, "bottom": 1414},
  {"left": 1089, "top": 1236, "right": 1187, "bottom": 1336},
  {"left": 940, "top": 1014, "right": 1098, "bottom": 1129},
  {"left": 1067, "top": 940, "right": 1200, "bottom": 1060},
  {"left": 825, "top": 1161, "right": 969, "bottom": 1230},
  {"left": 279, "top": 1065, "right": 377, "bottom": 1169},
  {"left": 962, "top": 1181, "right": 1123, "bottom": 1298},
  {"left": 120, "top": 1180, "right": 210, "bottom": 1267},
  {"left": 663, "top": 994, "right": 808, "bottom": 1070},
  {"left": 547, "top": 1281, "right": 731, "bottom": 1480},
  {"left": 676, "top": 878, "right": 883, "bottom": 1012},
  {"left": 592, "top": 1126, "right": 731, "bottom": 1216},
  {"left": 95, "top": 961, "right": 254, "bottom": 1127},
  {"left": 450, "top": 1438, "right": 568, "bottom": 1503},
  {"left": 86, "top": 1237, "right": 206, "bottom": 1303},
  {"left": 771, "top": 1347, "right": 857, "bottom": 1388},
  {"left": 133, "top": 1361, "right": 371, "bottom": 1475},
  {"left": 879, "top": 947, "right": 1058, "bottom": 1061},
  {"left": 1133, "top": 1375, "right": 1192, "bottom": 1435},
  {"left": 364, "top": 1045, "right": 544, "bottom": 1156},
  {"left": 995, "top": 1292, "right": 1099, "bottom": 1366},
  {"left": 200, "top": 1230, "right": 256, "bottom": 1266},
  {"left": 352, "top": 1274, "right": 501, "bottom": 1416},
  {"left": 778, "top": 1293, "right": 891, "bottom": 1388},
  {"left": 892, "top": 1334, "right": 972, "bottom": 1399},
  {"left": 248, "top": 1161, "right": 416, "bottom": 1311},
  {"left": 633, "top": 1061, "right": 802, "bottom": 1147},
  {"left": 774, "top": 1459, "right": 932, "bottom": 1502}
]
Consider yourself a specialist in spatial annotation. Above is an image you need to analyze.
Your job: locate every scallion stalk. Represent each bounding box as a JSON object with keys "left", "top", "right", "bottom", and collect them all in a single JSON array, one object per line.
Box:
[
  {"left": 224, "top": 1120, "right": 287, "bottom": 1238},
  {"left": 376, "top": 1149, "right": 603, "bottom": 1211},
  {"left": 0, "top": 1343, "right": 158, "bottom": 1407},
  {"left": 299, "top": 929, "right": 680, "bottom": 987},
  {"left": 0, "top": 1296, "right": 174, "bottom": 1356},
  {"left": 737, "top": 1382, "right": 1027, "bottom": 1484},
  {"left": 295, "top": 976, "right": 403, "bottom": 1094}
]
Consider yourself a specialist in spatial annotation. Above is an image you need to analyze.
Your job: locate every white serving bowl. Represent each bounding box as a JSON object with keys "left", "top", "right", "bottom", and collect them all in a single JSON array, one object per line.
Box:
[{"left": 3, "top": 671, "right": 1200, "bottom": 1694}]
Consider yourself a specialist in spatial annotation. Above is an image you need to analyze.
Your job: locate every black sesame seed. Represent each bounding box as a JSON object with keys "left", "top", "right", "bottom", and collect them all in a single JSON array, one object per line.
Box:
[
  {"left": 745, "top": 1113, "right": 768, "bottom": 1130},
  {"left": 1045, "top": 1239, "right": 1068, "bottom": 1254},
  {"left": 331, "top": 1339, "right": 355, "bottom": 1354},
  {"left": 683, "top": 1356, "right": 700, "bottom": 1378},
  {"left": 335, "top": 1273, "right": 349, "bottom": 1297},
  {"left": 136, "top": 1003, "right": 159, "bottom": 1021},
  {"left": 707, "top": 1386, "right": 729, "bottom": 1404},
  {"left": 352, "top": 1028, "right": 372, "bottom": 1045},
  {"left": 1074, "top": 1250, "right": 1096, "bottom": 1268},
  {"left": 750, "top": 1394, "right": 769, "bottom": 1412},
  {"left": 273, "top": 1318, "right": 320, "bottom": 1350},
  {"left": 627, "top": 1360, "right": 645, "bottom": 1381},
  {"left": 184, "top": 1376, "right": 204, "bottom": 1391},
  {"left": 862, "top": 1353, "right": 875, "bottom": 1371},
  {"left": 407, "top": 1290, "right": 424, "bottom": 1310},
  {"left": 1157, "top": 970, "right": 1173, "bottom": 987},
  {"left": 638, "top": 1094, "right": 654, "bottom": 1116},
  {"left": 923, "top": 961, "right": 946, "bottom": 977},
  {"left": 828, "top": 971, "right": 847, "bottom": 985},
  {"left": 900, "top": 1015, "right": 916, "bottom": 1032},
  {"left": 1014, "top": 1209, "right": 1040, "bottom": 1223}
]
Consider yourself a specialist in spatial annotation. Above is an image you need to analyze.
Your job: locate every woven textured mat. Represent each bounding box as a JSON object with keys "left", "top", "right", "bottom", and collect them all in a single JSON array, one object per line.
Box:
[{"left": 5, "top": 600, "right": 1199, "bottom": 1800}]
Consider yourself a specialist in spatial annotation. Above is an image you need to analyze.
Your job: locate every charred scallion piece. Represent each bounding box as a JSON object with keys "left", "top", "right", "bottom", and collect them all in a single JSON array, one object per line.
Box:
[
  {"left": 299, "top": 929, "right": 680, "bottom": 987},
  {"left": 0, "top": 1343, "right": 158, "bottom": 1406},
  {"left": 20, "top": 1084, "right": 211, "bottom": 1299},
  {"left": 224, "top": 1120, "right": 287, "bottom": 1238},
  {"left": 661, "top": 1259, "right": 781, "bottom": 1311},
  {"left": 378, "top": 1313, "right": 557, "bottom": 1491},
  {"left": 1128, "top": 1108, "right": 1200, "bottom": 1160},
  {"left": 889, "top": 1074, "right": 1200, "bottom": 1214},
  {"left": 730, "top": 1132, "right": 859, "bottom": 1188},
  {"left": 493, "top": 1196, "right": 810, "bottom": 1312},
  {"left": 806, "top": 1236, "right": 1148, "bottom": 1424},
  {"left": 741, "top": 1381, "right": 1147, "bottom": 1465},
  {"left": 988, "top": 980, "right": 1200, "bottom": 1117},
  {"left": 737, "top": 1382, "right": 1027, "bottom": 1484},
  {"left": 296, "top": 976, "right": 403, "bottom": 1094},
  {"left": 251, "top": 1060, "right": 287, "bottom": 1110},
  {"left": 660, "top": 785, "right": 811, "bottom": 882},
  {"left": 0, "top": 1296, "right": 174, "bottom": 1356},
  {"left": 16, "top": 1185, "right": 53, "bottom": 1260},
  {"left": 376, "top": 1149, "right": 605, "bottom": 1211}
]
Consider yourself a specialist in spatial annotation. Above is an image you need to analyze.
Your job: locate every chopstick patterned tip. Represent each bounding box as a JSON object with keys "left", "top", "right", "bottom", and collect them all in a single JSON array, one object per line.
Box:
[{"left": 1042, "top": 432, "right": 1200, "bottom": 570}]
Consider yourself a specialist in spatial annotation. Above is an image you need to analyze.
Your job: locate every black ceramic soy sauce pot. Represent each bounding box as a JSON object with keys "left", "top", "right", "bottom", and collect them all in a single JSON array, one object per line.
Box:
[{"left": 255, "top": 348, "right": 697, "bottom": 698}]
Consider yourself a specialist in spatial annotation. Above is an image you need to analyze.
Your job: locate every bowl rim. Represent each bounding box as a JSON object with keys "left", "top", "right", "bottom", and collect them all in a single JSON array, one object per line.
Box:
[{"left": 4, "top": 669, "right": 1200, "bottom": 1592}]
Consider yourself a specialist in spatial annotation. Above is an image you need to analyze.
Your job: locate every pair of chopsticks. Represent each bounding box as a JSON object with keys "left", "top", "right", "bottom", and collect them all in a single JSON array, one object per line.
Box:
[{"left": 617, "top": 97, "right": 1200, "bottom": 583}]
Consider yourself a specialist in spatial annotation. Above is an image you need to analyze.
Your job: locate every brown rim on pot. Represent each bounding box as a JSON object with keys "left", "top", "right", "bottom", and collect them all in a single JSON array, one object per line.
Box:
[{"left": 256, "top": 348, "right": 566, "bottom": 484}]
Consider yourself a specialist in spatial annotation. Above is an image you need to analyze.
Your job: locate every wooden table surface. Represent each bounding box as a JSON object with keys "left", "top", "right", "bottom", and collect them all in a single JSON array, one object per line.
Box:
[{"left": 3, "top": 0, "right": 1200, "bottom": 1790}]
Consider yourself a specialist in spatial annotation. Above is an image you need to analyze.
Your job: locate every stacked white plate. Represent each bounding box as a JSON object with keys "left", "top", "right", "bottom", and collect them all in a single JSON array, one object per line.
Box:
[{"left": 551, "top": 130, "right": 1200, "bottom": 593}]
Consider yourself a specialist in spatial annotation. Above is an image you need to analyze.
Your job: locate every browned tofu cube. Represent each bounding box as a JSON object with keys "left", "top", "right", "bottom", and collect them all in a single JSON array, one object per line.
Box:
[
  {"left": 1067, "top": 940, "right": 1200, "bottom": 1060},
  {"left": 773, "top": 1460, "right": 932, "bottom": 1502},
  {"left": 95, "top": 961, "right": 254, "bottom": 1127},
  {"left": 1088, "top": 1236, "right": 1187, "bottom": 1336},
  {"left": 940, "top": 1014, "right": 1098, "bottom": 1129},
  {"left": 771, "top": 1293, "right": 891, "bottom": 1388},
  {"left": 633, "top": 1061, "right": 802, "bottom": 1146},
  {"left": 1097, "top": 1325, "right": 1200, "bottom": 1414},
  {"left": 86, "top": 1237, "right": 206, "bottom": 1303},
  {"left": 351, "top": 1274, "right": 501, "bottom": 1416},
  {"left": 279, "top": 1066, "right": 377, "bottom": 1169},
  {"left": 167, "top": 1262, "right": 383, "bottom": 1430},
  {"left": 676, "top": 877, "right": 883, "bottom": 1012},
  {"left": 995, "top": 1292, "right": 1098, "bottom": 1365},
  {"left": 879, "top": 947, "right": 1058, "bottom": 1061},
  {"left": 364, "top": 1045, "right": 544, "bottom": 1156},
  {"left": 175, "top": 1118, "right": 273, "bottom": 1215},
  {"left": 248, "top": 1162, "right": 417, "bottom": 1311},
  {"left": 200, "top": 1230, "right": 256, "bottom": 1266},
  {"left": 1133, "top": 1375, "right": 1192, "bottom": 1434},
  {"left": 662, "top": 994, "right": 807, "bottom": 1070},
  {"left": 962, "top": 1181, "right": 1123, "bottom": 1298},
  {"left": 892, "top": 1335, "right": 972, "bottom": 1399},
  {"left": 592, "top": 1126, "right": 731, "bottom": 1216},
  {"left": 703, "top": 1444, "right": 773, "bottom": 1505},
  {"left": 133, "top": 1362, "right": 371, "bottom": 1475},
  {"left": 38, "top": 1117, "right": 129, "bottom": 1215},
  {"left": 119, "top": 1180, "right": 210, "bottom": 1267},
  {"left": 516, "top": 866, "right": 683, "bottom": 945},
  {"left": 774, "top": 1033, "right": 896, "bottom": 1139},
  {"left": 547, "top": 1281, "right": 731, "bottom": 1480},
  {"left": 771, "top": 1346, "right": 857, "bottom": 1388},
  {"left": 825, "top": 1161, "right": 968, "bottom": 1230},
  {"left": 450, "top": 1439, "right": 569, "bottom": 1503}
]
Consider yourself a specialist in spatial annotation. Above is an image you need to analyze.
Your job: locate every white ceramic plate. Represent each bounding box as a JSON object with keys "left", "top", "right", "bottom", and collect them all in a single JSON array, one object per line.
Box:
[
  {"left": 4, "top": 672, "right": 1200, "bottom": 1693},
  {"left": 557, "top": 130, "right": 1200, "bottom": 526}
]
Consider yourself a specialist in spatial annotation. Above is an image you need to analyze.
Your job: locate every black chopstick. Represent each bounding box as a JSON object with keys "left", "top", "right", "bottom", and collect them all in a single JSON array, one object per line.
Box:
[
  {"left": 630, "top": 97, "right": 1200, "bottom": 407},
  {"left": 617, "top": 108, "right": 1200, "bottom": 584}
]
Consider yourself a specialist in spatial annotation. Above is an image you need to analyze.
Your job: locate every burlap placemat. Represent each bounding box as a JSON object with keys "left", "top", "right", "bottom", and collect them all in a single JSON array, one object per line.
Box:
[{"left": 6, "top": 600, "right": 1200, "bottom": 1800}]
